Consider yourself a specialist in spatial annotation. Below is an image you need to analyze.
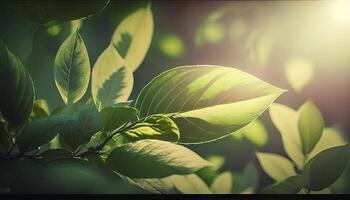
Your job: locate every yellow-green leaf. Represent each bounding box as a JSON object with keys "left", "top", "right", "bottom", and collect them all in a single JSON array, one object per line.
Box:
[
  {"left": 233, "top": 119, "right": 269, "bottom": 147},
  {"left": 164, "top": 174, "right": 212, "bottom": 194},
  {"left": 210, "top": 171, "right": 233, "bottom": 194},
  {"left": 284, "top": 58, "right": 314, "bottom": 92}
]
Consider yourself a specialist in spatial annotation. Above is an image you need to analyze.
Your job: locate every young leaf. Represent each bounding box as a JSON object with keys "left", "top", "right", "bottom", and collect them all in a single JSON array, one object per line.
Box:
[
  {"left": 17, "top": 115, "right": 70, "bottom": 153},
  {"left": 135, "top": 65, "right": 285, "bottom": 144},
  {"left": 123, "top": 114, "right": 180, "bottom": 142},
  {"left": 106, "top": 139, "right": 210, "bottom": 178},
  {"left": 269, "top": 103, "right": 304, "bottom": 169},
  {"left": 0, "top": 42, "right": 34, "bottom": 126},
  {"left": 100, "top": 106, "right": 139, "bottom": 132},
  {"left": 302, "top": 144, "right": 350, "bottom": 191},
  {"left": 54, "top": 31, "right": 90, "bottom": 104},
  {"left": 164, "top": 174, "right": 212, "bottom": 194},
  {"left": 91, "top": 45, "right": 133, "bottom": 110},
  {"left": 111, "top": 5, "right": 153, "bottom": 72},
  {"left": 30, "top": 99, "right": 50, "bottom": 119},
  {"left": 59, "top": 102, "right": 102, "bottom": 151},
  {"left": 256, "top": 152, "right": 297, "bottom": 182},
  {"left": 298, "top": 101, "right": 324, "bottom": 155},
  {"left": 210, "top": 171, "right": 233, "bottom": 194},
  {"left": 260, "top": 175, "right": 302, "bottom": 194}
]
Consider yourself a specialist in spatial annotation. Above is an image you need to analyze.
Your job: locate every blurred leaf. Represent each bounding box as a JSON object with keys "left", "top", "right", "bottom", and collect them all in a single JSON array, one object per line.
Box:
[
  {"left": 308, "top": 128, "right": 347, "bottom": 162},
  {"left": 269, "top": 103, "right": 304, "bottom": 169},
  {"left": 261, "top": 175, "right": 302, "bottom": 194},
  {"left": 285, "top": 58, "right": 314, "bottom": 92},
  {"left": 91, "top": 45, "right": 133, "bottom": 110},
  {"left": 135, "top": 65, "right": 284, "bottom": 144},
  {"left": 165, "top": 174, "right": 212, "bottom": 194},
  {"left": 54, "top": 31, "right": 90, "bottom": 104},
  {"left": 229, "top": 18, "right": 247, "bottom": 42},
  {"left": 196, "top": 22, "right": 225, "bottom": 46},
  {"left": 111, "top": 5, "right": 153, "bottom": 72},
  {"left": 158, "top": 34, "right": 184, "bottom": 58},
  {"left": 246, "top": 29, "right": 275, "bottom": 67},
  {"left": 233, "top": 119, "right": 269, "bottom": 147},
  {"left": 14, "top": 1, "right": 110, "bottom": 24},
  {"left": 302, "top": 144, "right": 350, "bottom": 191},
  {"left": 0, "top": 42, "right": 34, "bottom": 126},
  {"left": 100, "top": 106, "right": 139, "bottom": 132},
  {"left": 17, "top": 115, "right": 70, "bottom": 153},
  {"left": 46, "top": 24, "right": 62, "bottom": 37},
  {"left": 298, "top": 101, "right": 324, "bottom": 155},
  {"left": 59, "top": 102, "right": 102, "bottom": 151},
  {"left": 210, "top": 171, "right": 233, "bottom": 194},
  {"left": 30, "top": 99, "right": 50, "bottom": 119},
  {"left": 207, "top": 155, "right": 225, "bottom": 170},
  {"left": 256, "top": 152, "right": 297, "bottom": 182},
  {"left": 106, "top": 139, "right": 210, "bottom": 178}
]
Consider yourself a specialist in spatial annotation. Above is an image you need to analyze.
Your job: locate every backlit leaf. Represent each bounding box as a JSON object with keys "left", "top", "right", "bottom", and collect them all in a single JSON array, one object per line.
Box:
[{"left": 106, "top": 139, "right": 210, "bottom": 178}]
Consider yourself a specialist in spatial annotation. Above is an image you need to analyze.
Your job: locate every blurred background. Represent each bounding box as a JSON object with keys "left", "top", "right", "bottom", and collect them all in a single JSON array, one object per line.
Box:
[{"left": 1, "top": 0, "right": 350, "bottom": 192}]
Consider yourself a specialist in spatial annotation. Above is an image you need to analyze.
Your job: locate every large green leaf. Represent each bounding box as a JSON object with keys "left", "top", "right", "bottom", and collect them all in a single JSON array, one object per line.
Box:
[
  {"left": 123, "top": 114, "right": 180, "bottom": 142},
  {"left": 298, "top": 101, "right": 324, "bottom": 155},
  {"left": 256, "top": 152, "right": 297, "bottom": 182},
  {"left": 106, "top": 139, "right": 210, "bottom": 178},
  {"left": 135, "top": 65, "right": 284, "bottom": 144},
  {"left": 13, "top": 1, "right": 110, "bottom": 24},
  {"left": 302, "top": 144, "right": 350, "bottom": 191},
  {"left": 59, "top": 102, "right": 102, "bottom": 151},
  {"left": 0, "top": 42, "right": 34, "bottom": 126},
  {"left": 17, "top": 115, "right": 70, "bottom": 153},
  {"left": 164, "top": 174, "right": 212, "bottom": 194},
  {"left": 54, "top": 31, "right": 90, "bottom": 104},
  {"left": 210, "top": 171, "right": 233, "bottom": 194},
  {"left": 111, "top": 4, "right": 153, "bottom": 72},
  {"left": 269, "top": 103, "right": 304, "bottom": 169},
  {"left": 261, "top": 175, "right": 302, "bottom": 194},
  {"left": 91, "top": 45, "right": 133, "bottom": 110},
  {"left": 100, "top": 106, "right": 139, "bottom": 132},
  {"left": 0, "top": 158, "right": 140, "bottom": 194}
]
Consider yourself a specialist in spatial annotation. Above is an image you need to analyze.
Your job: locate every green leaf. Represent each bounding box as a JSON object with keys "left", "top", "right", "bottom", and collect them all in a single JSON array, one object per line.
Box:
[
  {"left": 233, "top": 119, "right": 269, "bottom": 147},
  {"left": 164, "top": 174, "right": 212, "bottom": 194},
  {"left": 91, "top": 45, "right": 133, "bottom": 110},
  {"left": 269, "top": 103, "right": 304, "bottom": 169},
  {"left": 100, "top": 106, "right": 139, "bottom": 132},
  {"left": 302, "top": 144, "right": 350, "bottom": 191},
  {"left": 298, "top": 101, "right": 324, "bottom": 155},
  {"left": 256, "top": 152, "right": 297, "bottom": 182},
  {"left": 14, "top": 1, "right": 110, "bottom": 24},
  {"left": 59, "top": 102, "right": 102, "bottom": 151},
  {"left": 30, "top": 99, "right": 50, "bottom": 119},
  {"left": 261, "top": 175, "right": 302, "bottom": 194},
  {"left": 0, "top": 42, "right": 34, "bottom": 126},
  {"left": 124, "top": 114, "right": 180, "bottom": 142},
  {"left": 308, "top": 127, "right": 347, "bottom": 161},
  {"left": 106, "top": 139, "right": 210, "bottom": 178},
  {"left": 239, "top": 162, "right": 259, "bottom": 192},
  {"left": 210, "top": 171, "right": 233, "bottom": 194},
  {"left": 135, "top": 65, "right": 284, "bottom": 144},
  {"left": 54, "top": 31, "right": 90, "bottom": 104},
  {"left": 111, "top": 5, "right": 153, "bottom": 72},
  {"left": 17, "top": 115, "right": 70, "bottom": 153},
  {"left": 284, "top": 58, "right": 314, "bottom": 92}
]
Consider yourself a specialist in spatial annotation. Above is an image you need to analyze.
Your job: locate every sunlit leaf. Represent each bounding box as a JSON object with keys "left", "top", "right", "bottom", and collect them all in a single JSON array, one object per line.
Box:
[
  {"left": 233, "top": 119, "right": 269, "bottom": 147},
  {"left": 106, "top": 139, "right": 210, "bottom": 178},
  {"left": 284, "top": 58, "right": 314, "bottom": 92},
  {"left": 54, "top": 31, "right": 90, "bottom": 104},
  {"left": 70, "top": 19, "right": 83, "bottom": 34},
  {"left": 91, "top": 45, "right": 133, "bottom": 110},
  {"left": 0, "top": 42, "right": 34, "bottom": 126},
  {"left": 158, "top": 34, "right": 184, "bottom": 58},
  {"left": 298, "top": 101, "right": 324, "bottom": 155},
  {"left": 261, "top": 175, "right": 302, "bottom": 194},
  {"left": 269, "top": 103, "right": 304, "bottom": 169},
  {"left": 111, "top": 4, "right": 153, "bottom": 72},
  {"left": 164, "top": 174, "right": 212, "bottom": 194},
  {"left": 30, "top": 99, "right": 50, "bottom": 119},
  {"left": 123, "top": 114, "right": 179, "bottom": 142},
  {"left": 100, "top": 106, "right": 139, "bottom": 132},
  {"left": 17, "top": 115, "right": 70, "bottom": 153},
  {"left": 135, "top": 65, "right": 284, "bottom": 144},
  {"left": 256, "top": 152, "right": 297, "bottom": 182},
  {"left": 210, "top": 171, "right": 233, "bottom": 194},
  {"left": 302, "top": 144, "right": 350, "bottom": 191}
]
